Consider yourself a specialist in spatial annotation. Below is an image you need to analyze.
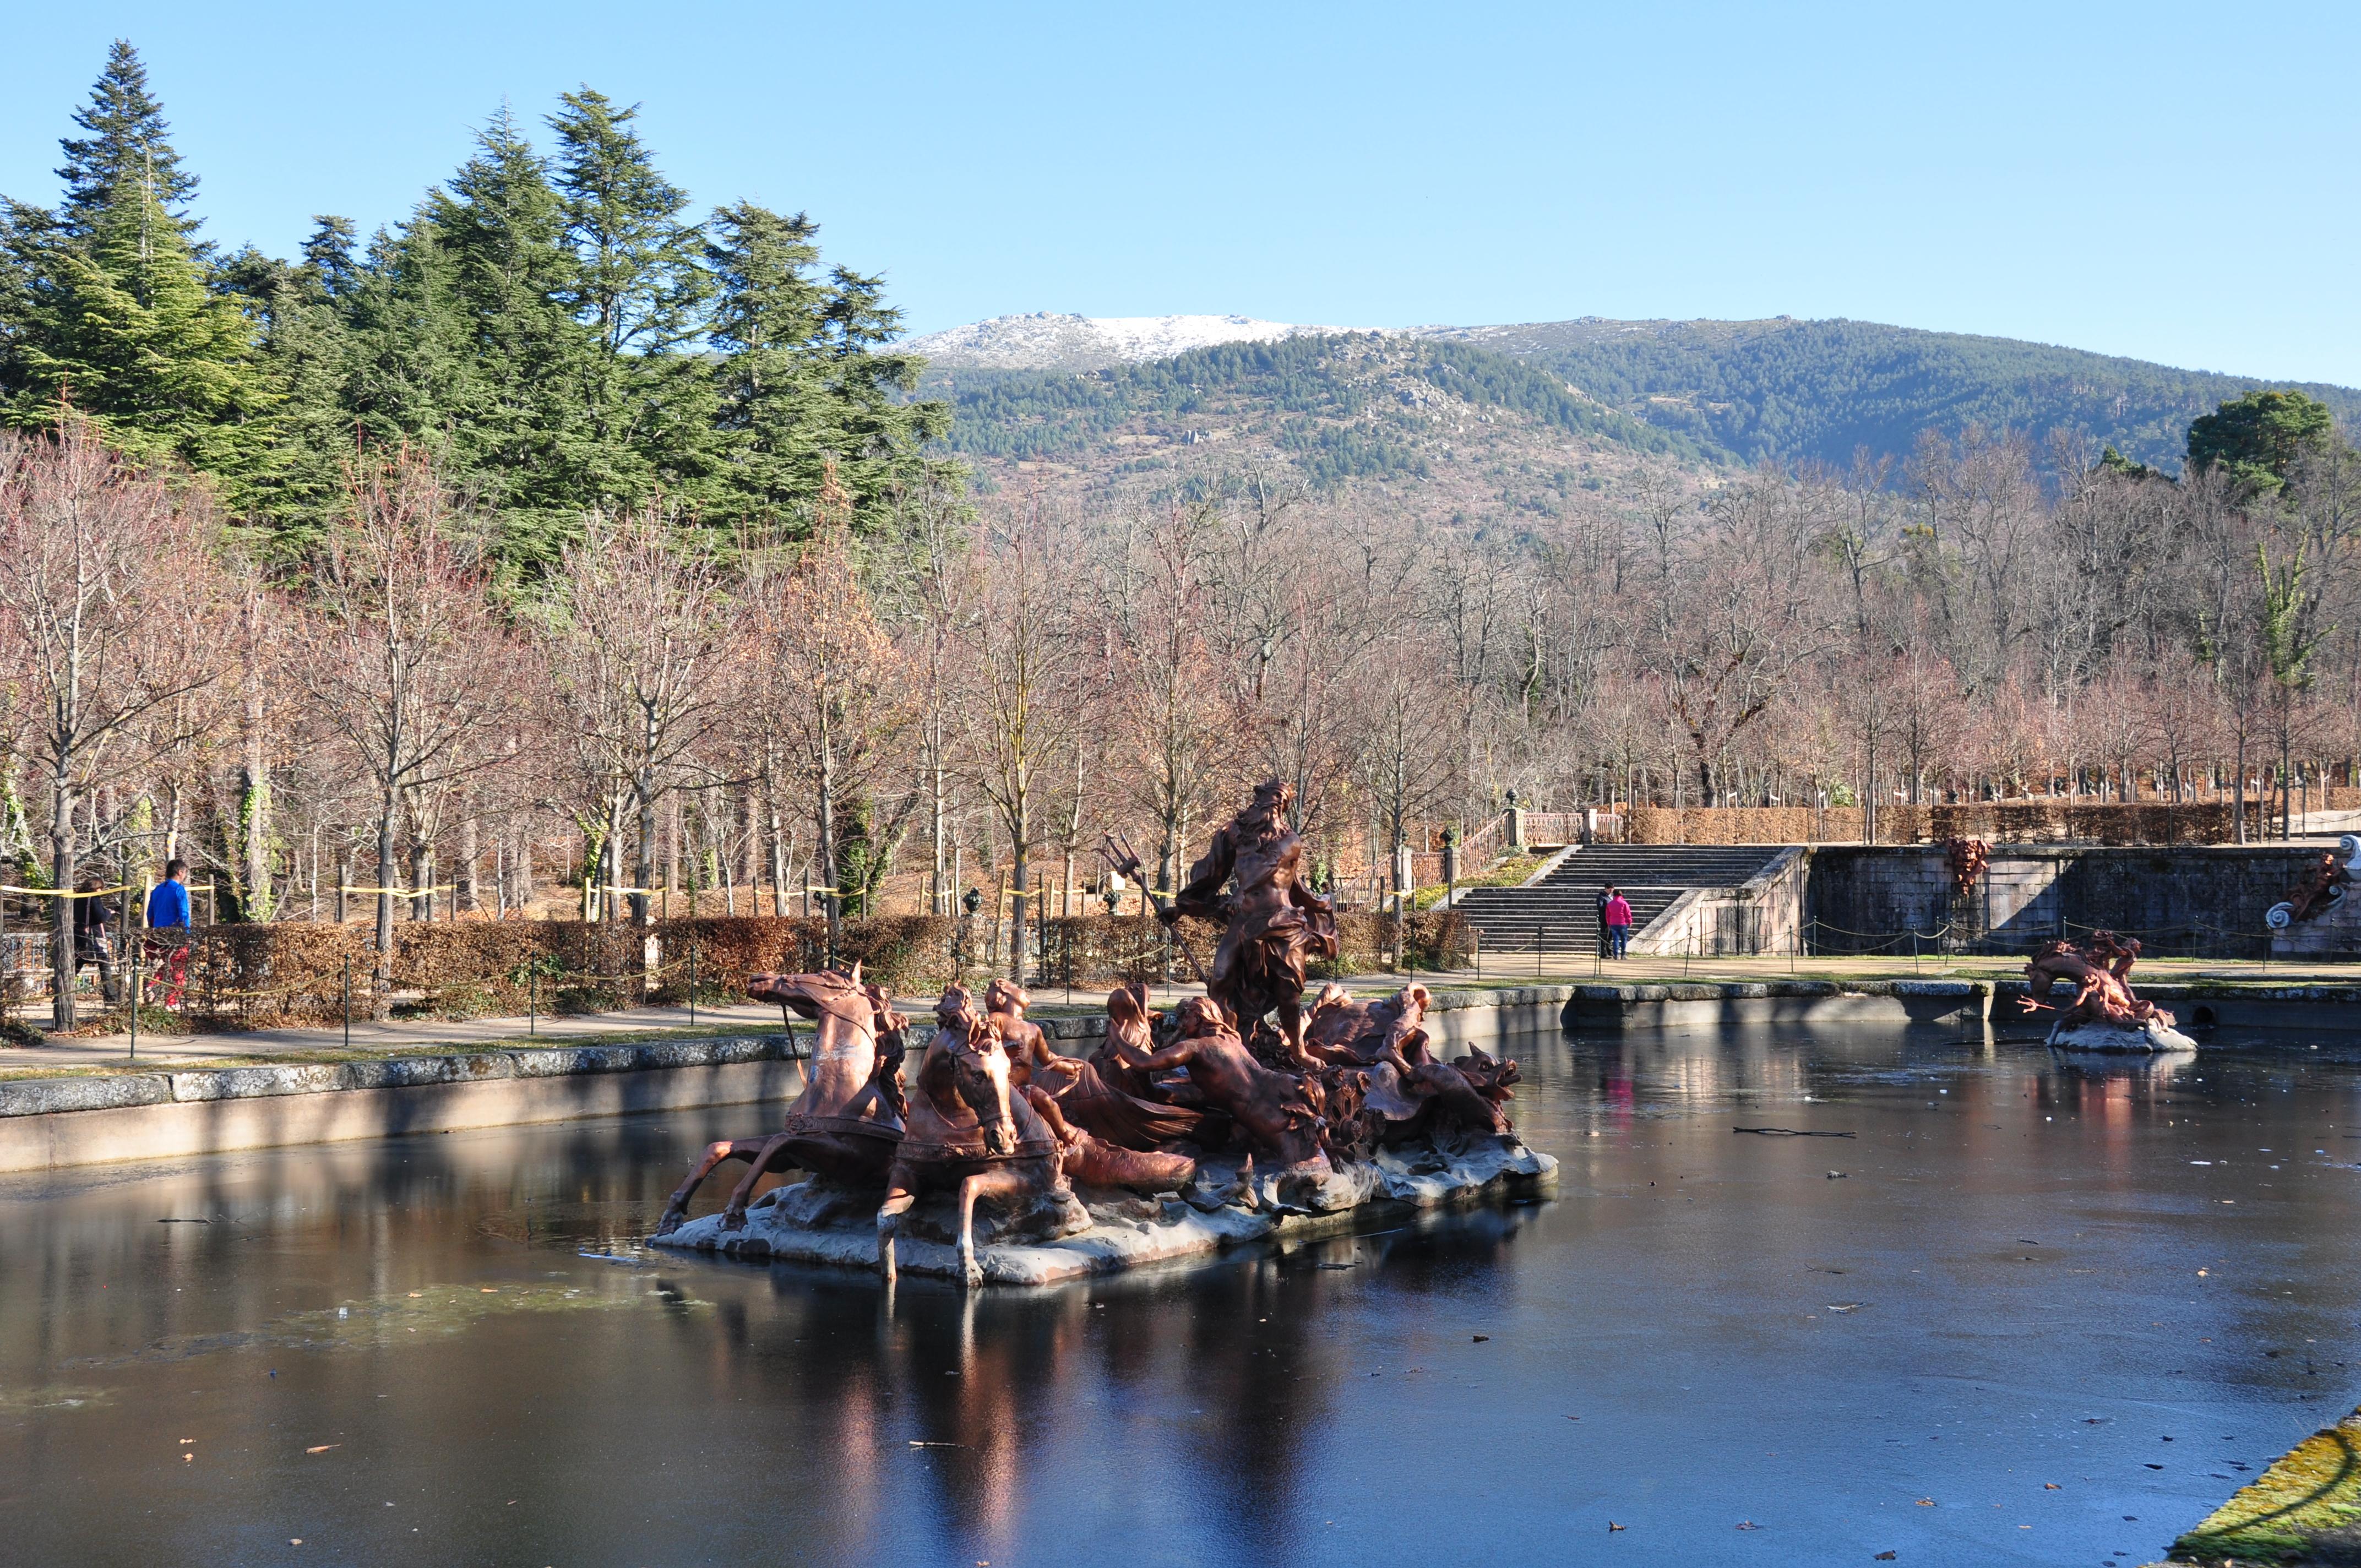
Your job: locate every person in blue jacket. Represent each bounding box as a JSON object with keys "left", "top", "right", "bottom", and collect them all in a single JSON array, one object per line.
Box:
[
  {"left": 146, "top": 859, "right": 192, "bottom": 930},
  {"left": 143, "top": 859, "right": 194, "bottom": 1007}
]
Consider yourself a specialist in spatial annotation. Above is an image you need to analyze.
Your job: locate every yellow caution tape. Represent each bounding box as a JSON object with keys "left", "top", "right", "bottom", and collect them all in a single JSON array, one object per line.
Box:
[{"left": 0, "top": 884, "right": 130, "bottom": 898}]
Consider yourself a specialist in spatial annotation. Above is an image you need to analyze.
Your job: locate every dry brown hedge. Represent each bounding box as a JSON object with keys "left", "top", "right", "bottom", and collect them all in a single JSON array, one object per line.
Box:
[
  {"left": 1626, "top": 801, "right": 2268, "bottom": 847},
  {"left": 139, "top": 906, "right": 1470, "bottom": 1032}
]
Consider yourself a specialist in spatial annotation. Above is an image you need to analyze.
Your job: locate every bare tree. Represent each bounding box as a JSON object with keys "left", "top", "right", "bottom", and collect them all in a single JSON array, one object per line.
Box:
[
  {"left": 964, "top": 499, "right": 1079, "bottom": 982},
  {"left": 0, "top": 422, "right": 223, "bottom": 1026},
  {"left": 297, "top": 450, "right": 515, "bottom": 973},
  {"left": 545, "top": 506, "right": 731, "bottom": 928}
]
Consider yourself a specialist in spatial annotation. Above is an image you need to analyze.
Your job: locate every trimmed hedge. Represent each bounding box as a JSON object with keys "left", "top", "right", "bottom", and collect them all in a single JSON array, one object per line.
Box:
[
  {"left": 133, "top": 908, "right": 1471, "bottom": 1032},
  {"left": 1627, "top": 801, "right": 2268, "bottom": 847}
]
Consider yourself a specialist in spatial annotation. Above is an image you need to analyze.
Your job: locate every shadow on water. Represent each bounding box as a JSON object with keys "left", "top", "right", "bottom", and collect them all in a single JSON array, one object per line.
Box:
[{"left": 8, "top": 1022, "right": 2361, "bottom": 1564}]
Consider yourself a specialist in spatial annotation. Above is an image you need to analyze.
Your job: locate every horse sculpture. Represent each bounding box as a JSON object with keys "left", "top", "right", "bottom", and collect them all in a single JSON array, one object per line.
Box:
[
  {"left": 2021, "top": 931, "right": 2194, "bottom": 1050},
  {"left": 1132, "top": 997, "right": 1328, "bottom": 1168},
  {"left": 877, "top": 987, "right": 1087, "bottom": 1288},
  {"left": 653, "top": 964, "right": 909, "bottom": 1237},
  {"left": 978, "top": 979, "right": 1198, "bottom": 1191}
]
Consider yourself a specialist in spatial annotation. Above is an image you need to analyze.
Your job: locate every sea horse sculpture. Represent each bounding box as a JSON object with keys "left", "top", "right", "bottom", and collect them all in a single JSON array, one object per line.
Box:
[
  {"left": 2021, "top": 931, "right": 2194, "bottom": 1052},
  {"left": 654, "top": 965, "right": 907, "bottom": 1236}
]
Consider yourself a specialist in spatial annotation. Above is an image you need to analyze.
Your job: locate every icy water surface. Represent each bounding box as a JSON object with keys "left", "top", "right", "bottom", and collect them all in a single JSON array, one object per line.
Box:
[{"left": 6, "top": 1023, "right": 2361, "bottom": 1566}]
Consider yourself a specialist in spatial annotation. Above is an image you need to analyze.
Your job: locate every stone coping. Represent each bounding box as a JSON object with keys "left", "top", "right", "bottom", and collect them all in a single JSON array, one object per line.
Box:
[
  {"left": 0, "top": 985, "right": 1583, "bottom": 1121},
  {"left": 1568, "top": 978, "right": 1988, "bottom": 1003},
  {"left": 0, "top": 1034, "right": 795, "bottom": 1120}
]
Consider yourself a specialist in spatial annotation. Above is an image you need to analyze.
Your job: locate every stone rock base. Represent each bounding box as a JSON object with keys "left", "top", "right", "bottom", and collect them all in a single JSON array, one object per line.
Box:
[
  {"left": 2048, "top": 1016, "right": 2198, "bottom": 1053},
  {"left": 649, "top": 1133, "right": 1559, "bottom": 1285}
]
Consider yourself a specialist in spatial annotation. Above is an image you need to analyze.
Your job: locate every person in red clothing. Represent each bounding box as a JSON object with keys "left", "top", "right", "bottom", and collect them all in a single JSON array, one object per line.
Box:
[{"left": 1602, "top": 885, "right": 1633, "bottom": 959}]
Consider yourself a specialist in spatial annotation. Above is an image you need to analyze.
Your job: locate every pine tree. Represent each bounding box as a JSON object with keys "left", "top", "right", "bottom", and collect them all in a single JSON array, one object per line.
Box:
[
  {"left": 7, "top": 177, "right": 274, "bottom": 483},
  {"left": 705, "top": 202, "right": 948, "bottom": 536},
  {"left": 215, "top": 222, "right": 366, "bottom": 543},
  {"left": 55, "top": 40, "right": 203, "bottom": 248},
  {"left": 546, "top": 88, "right": 717, "bottom": 513},
  {"left": 424, "top": 108, "right": 602, "bottom": 562}
]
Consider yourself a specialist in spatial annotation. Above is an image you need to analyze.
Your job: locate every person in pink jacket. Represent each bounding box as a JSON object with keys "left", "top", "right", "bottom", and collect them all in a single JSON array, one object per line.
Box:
[{"left": 1602, "top": 886, "right": 1633, "bottom": 959}]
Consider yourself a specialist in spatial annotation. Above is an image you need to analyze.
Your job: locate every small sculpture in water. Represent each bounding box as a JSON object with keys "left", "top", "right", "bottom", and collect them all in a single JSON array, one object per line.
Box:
[
  {"left": 2021, "top": 931, "right": 2195, "bottom": 1052},
  {"left": 654, "top": 965, "right": 907, "bottom": 1236}
]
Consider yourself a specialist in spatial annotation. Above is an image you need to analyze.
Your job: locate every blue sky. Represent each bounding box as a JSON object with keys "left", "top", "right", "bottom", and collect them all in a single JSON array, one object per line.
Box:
[{"left": 8, "top": 2, "right": 2358, "bottom": 384}]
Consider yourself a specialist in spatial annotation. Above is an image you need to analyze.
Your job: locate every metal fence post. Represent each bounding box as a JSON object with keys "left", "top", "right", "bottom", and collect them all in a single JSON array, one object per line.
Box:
[
  {"left": 688, "top": 941, "right": 698, "bottom": 1028},
  {"left": 528, "top": 965, "right": 537, "bottom": 1037}
]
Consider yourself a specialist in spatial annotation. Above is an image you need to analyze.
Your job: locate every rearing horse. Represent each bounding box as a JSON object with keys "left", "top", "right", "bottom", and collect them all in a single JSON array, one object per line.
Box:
[
  {"left": 877, "top": 987, "right": 1078, "bottom": 1288},
  {"left": 653, "top": 964, "right": 909, "bottom": 1237}
]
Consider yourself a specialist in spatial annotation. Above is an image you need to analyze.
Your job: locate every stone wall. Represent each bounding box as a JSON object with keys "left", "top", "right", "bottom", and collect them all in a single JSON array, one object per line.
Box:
[
  {"left": 1629, "top": 847, "right": 1810, "bottom": 957},
  {"left": 1805, "top": 845, "right": 2326, "bottom": 958}
]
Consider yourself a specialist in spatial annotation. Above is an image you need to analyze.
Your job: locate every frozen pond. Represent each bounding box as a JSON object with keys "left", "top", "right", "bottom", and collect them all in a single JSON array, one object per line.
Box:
[{"left": 6, "top": 1022, "right": 2359, "bottom": 1565}]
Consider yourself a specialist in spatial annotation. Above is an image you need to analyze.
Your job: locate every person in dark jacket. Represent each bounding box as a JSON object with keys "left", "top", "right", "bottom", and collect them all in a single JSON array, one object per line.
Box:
[
  {"left": 1595, "top": 884, "right": 1612, "bottom": 958},
  {"left": 73, "top": 878, "right": 120, "bottom": 1001}
]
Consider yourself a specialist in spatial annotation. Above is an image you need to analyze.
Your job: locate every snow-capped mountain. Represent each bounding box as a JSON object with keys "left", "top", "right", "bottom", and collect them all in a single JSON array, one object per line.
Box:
[{"left": 904, "top": 312, "right": 1375, "bottom": 373}]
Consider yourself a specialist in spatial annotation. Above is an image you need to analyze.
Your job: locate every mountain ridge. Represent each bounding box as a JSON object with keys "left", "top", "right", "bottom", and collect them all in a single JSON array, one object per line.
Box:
[{"left": 913, "top": 312, "right": 2361, "bottom": 476}]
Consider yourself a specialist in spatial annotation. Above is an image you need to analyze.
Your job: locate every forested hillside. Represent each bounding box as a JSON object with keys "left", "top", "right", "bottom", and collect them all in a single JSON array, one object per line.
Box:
[
  {"left": 937, "top": 333, "right": 1701, "bottom": 505},
  {"left": 1427, "top": 317, "right": 2361, "bottom": 472},
  {"left": 927, "top": 313, "right": 2361, "bottom": 487}
]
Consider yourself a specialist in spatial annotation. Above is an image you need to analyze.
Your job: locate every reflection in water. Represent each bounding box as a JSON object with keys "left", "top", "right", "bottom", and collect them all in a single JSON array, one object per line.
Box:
[{"left": 8, "top": 1025, "right": 2361, "bottom": 1565}]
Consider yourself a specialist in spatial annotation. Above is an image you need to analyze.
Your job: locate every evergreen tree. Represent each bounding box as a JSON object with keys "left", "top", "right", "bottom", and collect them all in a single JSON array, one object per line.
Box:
[
  {"left": 55, "top": 40, "right": 203, "bottom": 248},
  {"left": 705, "top": 202, "right": 948, "bottom": 535},
  {"left": 2186, "top": 389, "right": 2337, "bottom": 496},
  {"left": 546, "top": 89, "right": 717, "bottom": 513},
  {"left": 216, "top": 222, "right": 367, "bottom": 542},
  {"left": 336, "top": 214, "right": 482, "bottom": 457},
  {"left": 6, "top": 178, "right": 273, "bottom": 483},
  {"left": 299, "top": 215, "right": 360, "bottom": 301},
  {"left": 424, "top": 108, "right": 602, "bottom": 562}
]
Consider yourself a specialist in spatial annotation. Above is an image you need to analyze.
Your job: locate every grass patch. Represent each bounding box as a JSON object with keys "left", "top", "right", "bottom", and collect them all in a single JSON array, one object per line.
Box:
[{"left": 2173, "top": 1407, "right": 2361, "bottom": 1565}]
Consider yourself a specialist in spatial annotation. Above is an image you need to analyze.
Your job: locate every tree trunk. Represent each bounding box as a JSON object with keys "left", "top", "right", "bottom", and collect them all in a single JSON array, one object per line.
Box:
[
  {"left": 2234, "top": 731, "right": 2248, "bottom": 845},
  {"left": 665, "top": 791, "right": 681, "bottom": 914},
  {"left": 459, "top": 815, "right": 480, "bottom": 913},
  {"left": 373, "top": 801, "right": 396, "bottom": 1017},
  {"left": 1010, "top": 796, "right": 1029, "bottom": 987},
  {"left": 49, "top": 775, "right": 74, "bottom": 1031},
  {"left": 742, "top": 786, "right": 761, "bottom": 908},
  {"left": 242, "top": 698, "right": 269, "bottom": 922},
  {"left": 374, "top": 797, "right": 396, "bottom": 957},
  {"left": 816, "top": 728, "right": 837, "bottom": 924}
]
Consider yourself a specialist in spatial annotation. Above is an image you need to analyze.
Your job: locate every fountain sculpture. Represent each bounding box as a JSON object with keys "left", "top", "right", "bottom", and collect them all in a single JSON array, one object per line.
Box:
[
  {"left": 651, "top": 782, "right": 1556, "bottom": 1283},
  {"left": 2020, "top": 930, "right": 2196, "bottom": 1052}
]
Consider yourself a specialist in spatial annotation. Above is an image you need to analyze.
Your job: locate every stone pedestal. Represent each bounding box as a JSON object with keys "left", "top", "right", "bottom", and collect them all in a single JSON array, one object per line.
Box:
[{"left": 651, "top": 1134, "right": 1558, "bottom": 1286}]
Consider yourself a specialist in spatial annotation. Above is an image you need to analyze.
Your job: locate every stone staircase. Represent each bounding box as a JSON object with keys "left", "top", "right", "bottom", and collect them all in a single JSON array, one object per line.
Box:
[{"left": 1452, "top": 845, "right": 1796, "bottom": 955}]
